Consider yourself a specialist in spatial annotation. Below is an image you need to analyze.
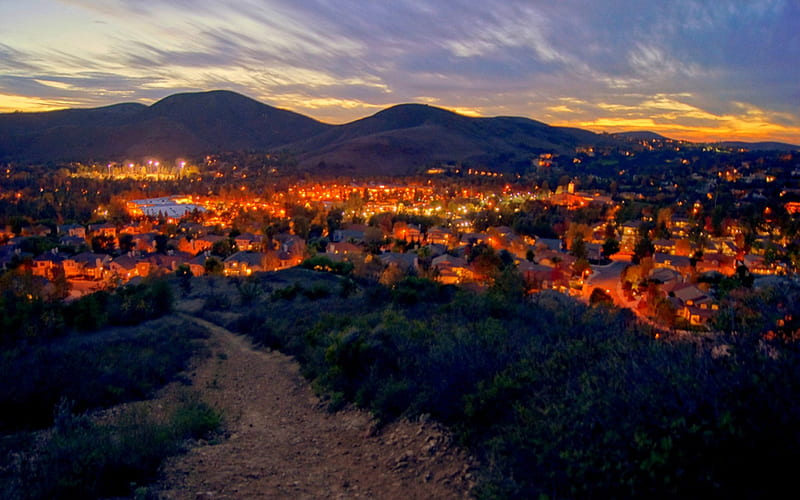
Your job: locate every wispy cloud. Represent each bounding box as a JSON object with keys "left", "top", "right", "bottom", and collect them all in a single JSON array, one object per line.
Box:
[{"left": 0, "top": 0, "right": 795, "bottom": 142}]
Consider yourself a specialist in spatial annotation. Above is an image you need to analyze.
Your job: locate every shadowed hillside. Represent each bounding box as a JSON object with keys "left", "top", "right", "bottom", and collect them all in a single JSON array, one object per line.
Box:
[
  {"left": 291, "top": 104, "right": 616, "bottom": 174},
  {"left": 0, "top": 92, "right": 612, "bottom": 172},
  {"left": 2, "top": 90, "right": 795, "bottom": 173},
  {"left": 0, "top": 90, "right": 330, "bottom": 162}
]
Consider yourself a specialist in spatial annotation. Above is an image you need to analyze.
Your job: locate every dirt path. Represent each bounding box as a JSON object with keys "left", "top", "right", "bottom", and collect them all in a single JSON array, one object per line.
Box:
[{"left": 155, "top": 314, "right": 477, "bottom": 499}]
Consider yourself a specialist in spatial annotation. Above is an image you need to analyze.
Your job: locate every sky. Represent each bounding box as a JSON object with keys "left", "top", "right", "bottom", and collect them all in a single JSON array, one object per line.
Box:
[{"left": 1, "top": 0, "right": 799, "bottom": 144}]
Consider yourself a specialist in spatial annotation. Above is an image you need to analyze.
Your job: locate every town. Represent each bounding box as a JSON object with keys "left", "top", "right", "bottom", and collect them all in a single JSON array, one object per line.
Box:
[{"left": 2, "top": 141, "right": 798, "bottom": 336}]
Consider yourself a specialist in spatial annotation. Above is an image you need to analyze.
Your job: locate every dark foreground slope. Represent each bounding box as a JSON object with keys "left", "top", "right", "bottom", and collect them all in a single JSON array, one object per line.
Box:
[{"left": 192, "top": 269, "right": 800, "bottom": 499}]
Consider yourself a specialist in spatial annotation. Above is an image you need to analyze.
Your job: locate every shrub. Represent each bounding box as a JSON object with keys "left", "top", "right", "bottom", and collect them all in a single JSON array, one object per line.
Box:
[{"left": 9, "top": 392, "right": 220, "bottom": 500}]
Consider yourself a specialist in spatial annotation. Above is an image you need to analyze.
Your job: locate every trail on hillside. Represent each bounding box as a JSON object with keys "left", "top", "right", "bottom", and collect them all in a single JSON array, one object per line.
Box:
[{"left": 155, "top": 313, "right": 476, "bottom": 499}]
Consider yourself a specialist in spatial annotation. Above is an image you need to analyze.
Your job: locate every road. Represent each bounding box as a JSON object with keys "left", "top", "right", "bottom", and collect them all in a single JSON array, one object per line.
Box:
[{"left": 584, "top": 257, "right": 636, "bottom": 308}]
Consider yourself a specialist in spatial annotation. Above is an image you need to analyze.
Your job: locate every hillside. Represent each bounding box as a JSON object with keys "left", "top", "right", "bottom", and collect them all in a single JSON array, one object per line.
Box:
[
  {"left": 0, "top": 91, "right": 611, "bottom": 173},
  {"left": 290, "top": 104, "right": 616, "bottom": 175},
  {"left": 3, "top": 90, "right": 796, "bottom": 173},
  {"left": 155, "top": 306, "right": 476, "bottom": 499},
  {"left": 0, "top": 90, "right": 330, "bottom": 162},
  {"left": 713, "top": 141, "right": 800, "bottom": 152},
  {"left": 612, "top": 131, "right": 672, "bottom": 141}
]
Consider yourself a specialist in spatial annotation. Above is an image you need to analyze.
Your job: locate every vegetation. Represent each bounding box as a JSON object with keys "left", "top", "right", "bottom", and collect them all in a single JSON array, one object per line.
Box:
[
  {"left": 204, "top": 269, "right": 800, "bottom": 498},
  {"left": 2, "top": 391, "right": 220, "bottom": 500},
  {"left": 0, "top": 279, "right": 216, "bottom": 499},
  {"left": 0, "top": 272, "right": 174, "bottom": 346}
]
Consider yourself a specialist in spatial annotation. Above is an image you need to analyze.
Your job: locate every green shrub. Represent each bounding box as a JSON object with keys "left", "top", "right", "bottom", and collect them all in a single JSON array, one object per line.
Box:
[
  {"left": 8, "top": 392, "right": 220, "bottom": 500},
  {"left": 0, "top": 319, "right": 207, "bottom": 431}
]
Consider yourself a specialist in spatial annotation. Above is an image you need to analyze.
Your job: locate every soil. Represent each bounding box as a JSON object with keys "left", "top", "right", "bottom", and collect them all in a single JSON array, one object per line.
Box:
[{"left": 153, "top": 307, "right": 478, "bottom": 499}]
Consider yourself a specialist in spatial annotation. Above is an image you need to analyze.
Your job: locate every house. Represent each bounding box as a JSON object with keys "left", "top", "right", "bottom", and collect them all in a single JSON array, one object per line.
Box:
[
  {"left": 426, "top": 226, "right": 454, "bottom": 246},
  {"left": 431, "top": 254, "right": 473, "bottom": 284},
  {"left": 192, "top": 234, "right": 226, "bottom": 253},
  {"left": 275, "top": 234, "right": 306, "bottom": 268},
  {"left": 535, "top": 237, "right": 563, "bottom": 253},
  {"left": 131, "top": 233, "right": 159, "bottom": 253},
  {"left": 717, "top": 239, "right": 740, "bottom": 257},
  {"left": 517, "top": 260, "right": 555, "bottom": 290},
  {"left": 58, "top": 224, "right": 86, "bottom": 239},
  {"left": 186, "top": 252, "right": 212, "bottom": 276},
  {"left": 223, "top": 251, "right": 268, "bottom": 276},
  {"left": 620, "top": 220, "right": 642, "bottom": 251},
  {"left": 332, "top": 224, "right": 369, "bottom": 242},
  {"left": 696, "top": 253, "right": 735, "bottom": 275},
  {"left": 379, "top": 252, "right": 419, "bottom": 274},
  {"left": 177, "top": 234, "right": 224, "bottom": 254},
  {"left": 88, "top": 223, "right": 117, "bottom": 238},
  {"left": 63, "top": 252, "right": 111, "bottom": 279},
  {"left": 653, "top": 253, "right": 692, "bottom": 273},
  {"left": 393, "top": 222, "right": 422, "bottom": 242},
  {"left": 59, "top": 235, "right": 88, "bottom": 251},
  {"left": 21, "top": 224, "right": 52, "bottom": 237},
  {"left": 743, "top": 254, "right": 773, "bottom": 274},
  {"left": 668, "top": 216, "right": 692, "bottom": 237},
  {"left": 325, "top": 241, "right": 364, "bottom": 261},
  {"left": 653, "top": 239, "right": 676, "bottom": 254},
  {"left": 234, "top": 232, "right": 263, "bottom": 252},
  {"left": 460, "top": 232, "right": 488, "bottom": 245},
  {"left": 32, "top": 250, "right": 65, "bottom": 280},
  {"left": 146, "top": 251, "right": 192, "bottom": 274},
  {"left": 585, "top": 243, "right": 603, "bottom": 262},
  {"left": 649, "top": 267, "right": 683, "bottom": 287},
  {"left": 665, "top": 282, "right": 718, "bottom": 327},
  {"left": 108, "top": 255, "right": 141, "bottom": 281}
]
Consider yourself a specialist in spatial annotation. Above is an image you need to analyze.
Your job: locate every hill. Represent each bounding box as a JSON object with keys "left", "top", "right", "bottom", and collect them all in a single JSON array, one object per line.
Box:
[
  {"left": 0, "top": 92, "right": 616, "bottom": 172},
  {"left": 0, "top": 90, "right": 330, "bottom": 162},
  {"left": 2, "top": 90, "right": 796, "bottom": 173},
  {"left": 290, "top": 104, "right": 616, "bottom": 175},
  {"left": 713, "top": 141, "right": 799, "bottom": 152},
  {"left": 611, "top": 131, "right": 672, "bottom": 142}
]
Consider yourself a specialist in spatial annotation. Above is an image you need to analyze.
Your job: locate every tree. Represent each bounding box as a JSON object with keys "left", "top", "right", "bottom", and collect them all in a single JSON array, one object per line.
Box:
[
  {"left": 204, "top": 256, "right": 224, "bottom": 275},
  {"left": 155, "top": 234, "right": 170, "bottom": 254},
  {"left": 570, "top": 232, "right": 588, "bottom": 260},
  {"left": 602, "top": 237, "right": 620, "bottom": 258},
  {"left": 211, "top": 238, "right": 235, "bottom": 258},
  {"left": 632, "top": 235, "right": 654, "bottom": 264},
  {"left": 589, "top": 287, "right": 614, "bottom": 307},
  {"left": 326, "top": 209, "right": 344, "bottom": 236},
  {"left": 118, "top": 233, "right": 135, "bottom": 253},
  {"left": 176, "top": 263, "right": 193, "bottom": 295},
  {"left": 573, "top": 258, "right": 591, "bottom": 278},
  {"left": 292, "top": 215, "right": 310, "bottom": 240},
  {"left": 91, "top": 234, "right": 116, "bottom": 254}
]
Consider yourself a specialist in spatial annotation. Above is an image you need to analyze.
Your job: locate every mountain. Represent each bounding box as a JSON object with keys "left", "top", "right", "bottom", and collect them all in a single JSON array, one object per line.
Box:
[
  {"left": 0, "top": 95, "right": 611, "bottom": 172},
  {"left": 4, "top": 90, "right": 795, "bottom": 174},
  {"left": 289, "top": 103, "right": 617, "bottom": 174},
  {"left": 611, "top": 131, "right": 671, "bottom": 142},
  {"left": 713, "top": 141, "right": 799, "bottom": 152},
  {"left": 0, "top": 90, "right": 330, "bottom": 162}
]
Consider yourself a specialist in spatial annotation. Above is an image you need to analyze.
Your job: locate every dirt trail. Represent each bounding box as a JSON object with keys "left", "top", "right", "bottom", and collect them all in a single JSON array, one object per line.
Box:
[{"left": 155, "top": 313, "right": 477, "bottom": 499}]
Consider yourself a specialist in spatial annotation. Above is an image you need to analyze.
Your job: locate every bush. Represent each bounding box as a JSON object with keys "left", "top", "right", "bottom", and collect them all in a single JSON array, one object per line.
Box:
[
  {"left": 8, "top": 392, "right": 220, "bottom": 500},
  {"left": 217, "top": 279, "right": 800, "bottom": 498},
  {"left": 0, "top": 319, "right": 208, "bottom": 431}
]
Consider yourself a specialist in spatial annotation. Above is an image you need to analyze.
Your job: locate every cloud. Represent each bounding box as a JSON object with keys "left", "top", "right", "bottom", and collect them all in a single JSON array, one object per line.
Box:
[{"left": 0, "top": 0, "right": 794, "bottom": 143}]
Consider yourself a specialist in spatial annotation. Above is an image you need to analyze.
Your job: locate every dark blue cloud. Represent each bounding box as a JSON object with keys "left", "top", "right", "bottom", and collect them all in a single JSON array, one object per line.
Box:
[{"left": 1, "top": 0, "right": 798, "bottom": 140}]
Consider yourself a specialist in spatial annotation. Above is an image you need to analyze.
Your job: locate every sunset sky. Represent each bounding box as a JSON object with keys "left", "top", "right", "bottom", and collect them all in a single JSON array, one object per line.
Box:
[{"left": 1, "top": 0, "right": 798, "bottom": 144}]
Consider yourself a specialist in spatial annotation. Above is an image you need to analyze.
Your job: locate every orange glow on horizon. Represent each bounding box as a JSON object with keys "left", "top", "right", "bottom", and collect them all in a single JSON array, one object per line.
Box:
[
  {"left": 0, "top": 94, "right": 76, "bottom": 113},
  {"left": 2, "top": 91, "right": 797, "bottom": 145},
  {"left": 552, "top": 116, "right": 800, "bottom": 145}
]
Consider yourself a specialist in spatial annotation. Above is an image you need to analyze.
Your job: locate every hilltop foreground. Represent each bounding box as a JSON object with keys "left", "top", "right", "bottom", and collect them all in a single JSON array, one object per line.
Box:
[{"left": 155, "top": 294, "right": 476, "bottom": 499}]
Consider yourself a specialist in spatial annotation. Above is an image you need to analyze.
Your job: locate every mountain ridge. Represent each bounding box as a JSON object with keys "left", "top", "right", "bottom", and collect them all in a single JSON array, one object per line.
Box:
[{"left": 1, "top": 90, "right": 797, "bottom": 172}]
